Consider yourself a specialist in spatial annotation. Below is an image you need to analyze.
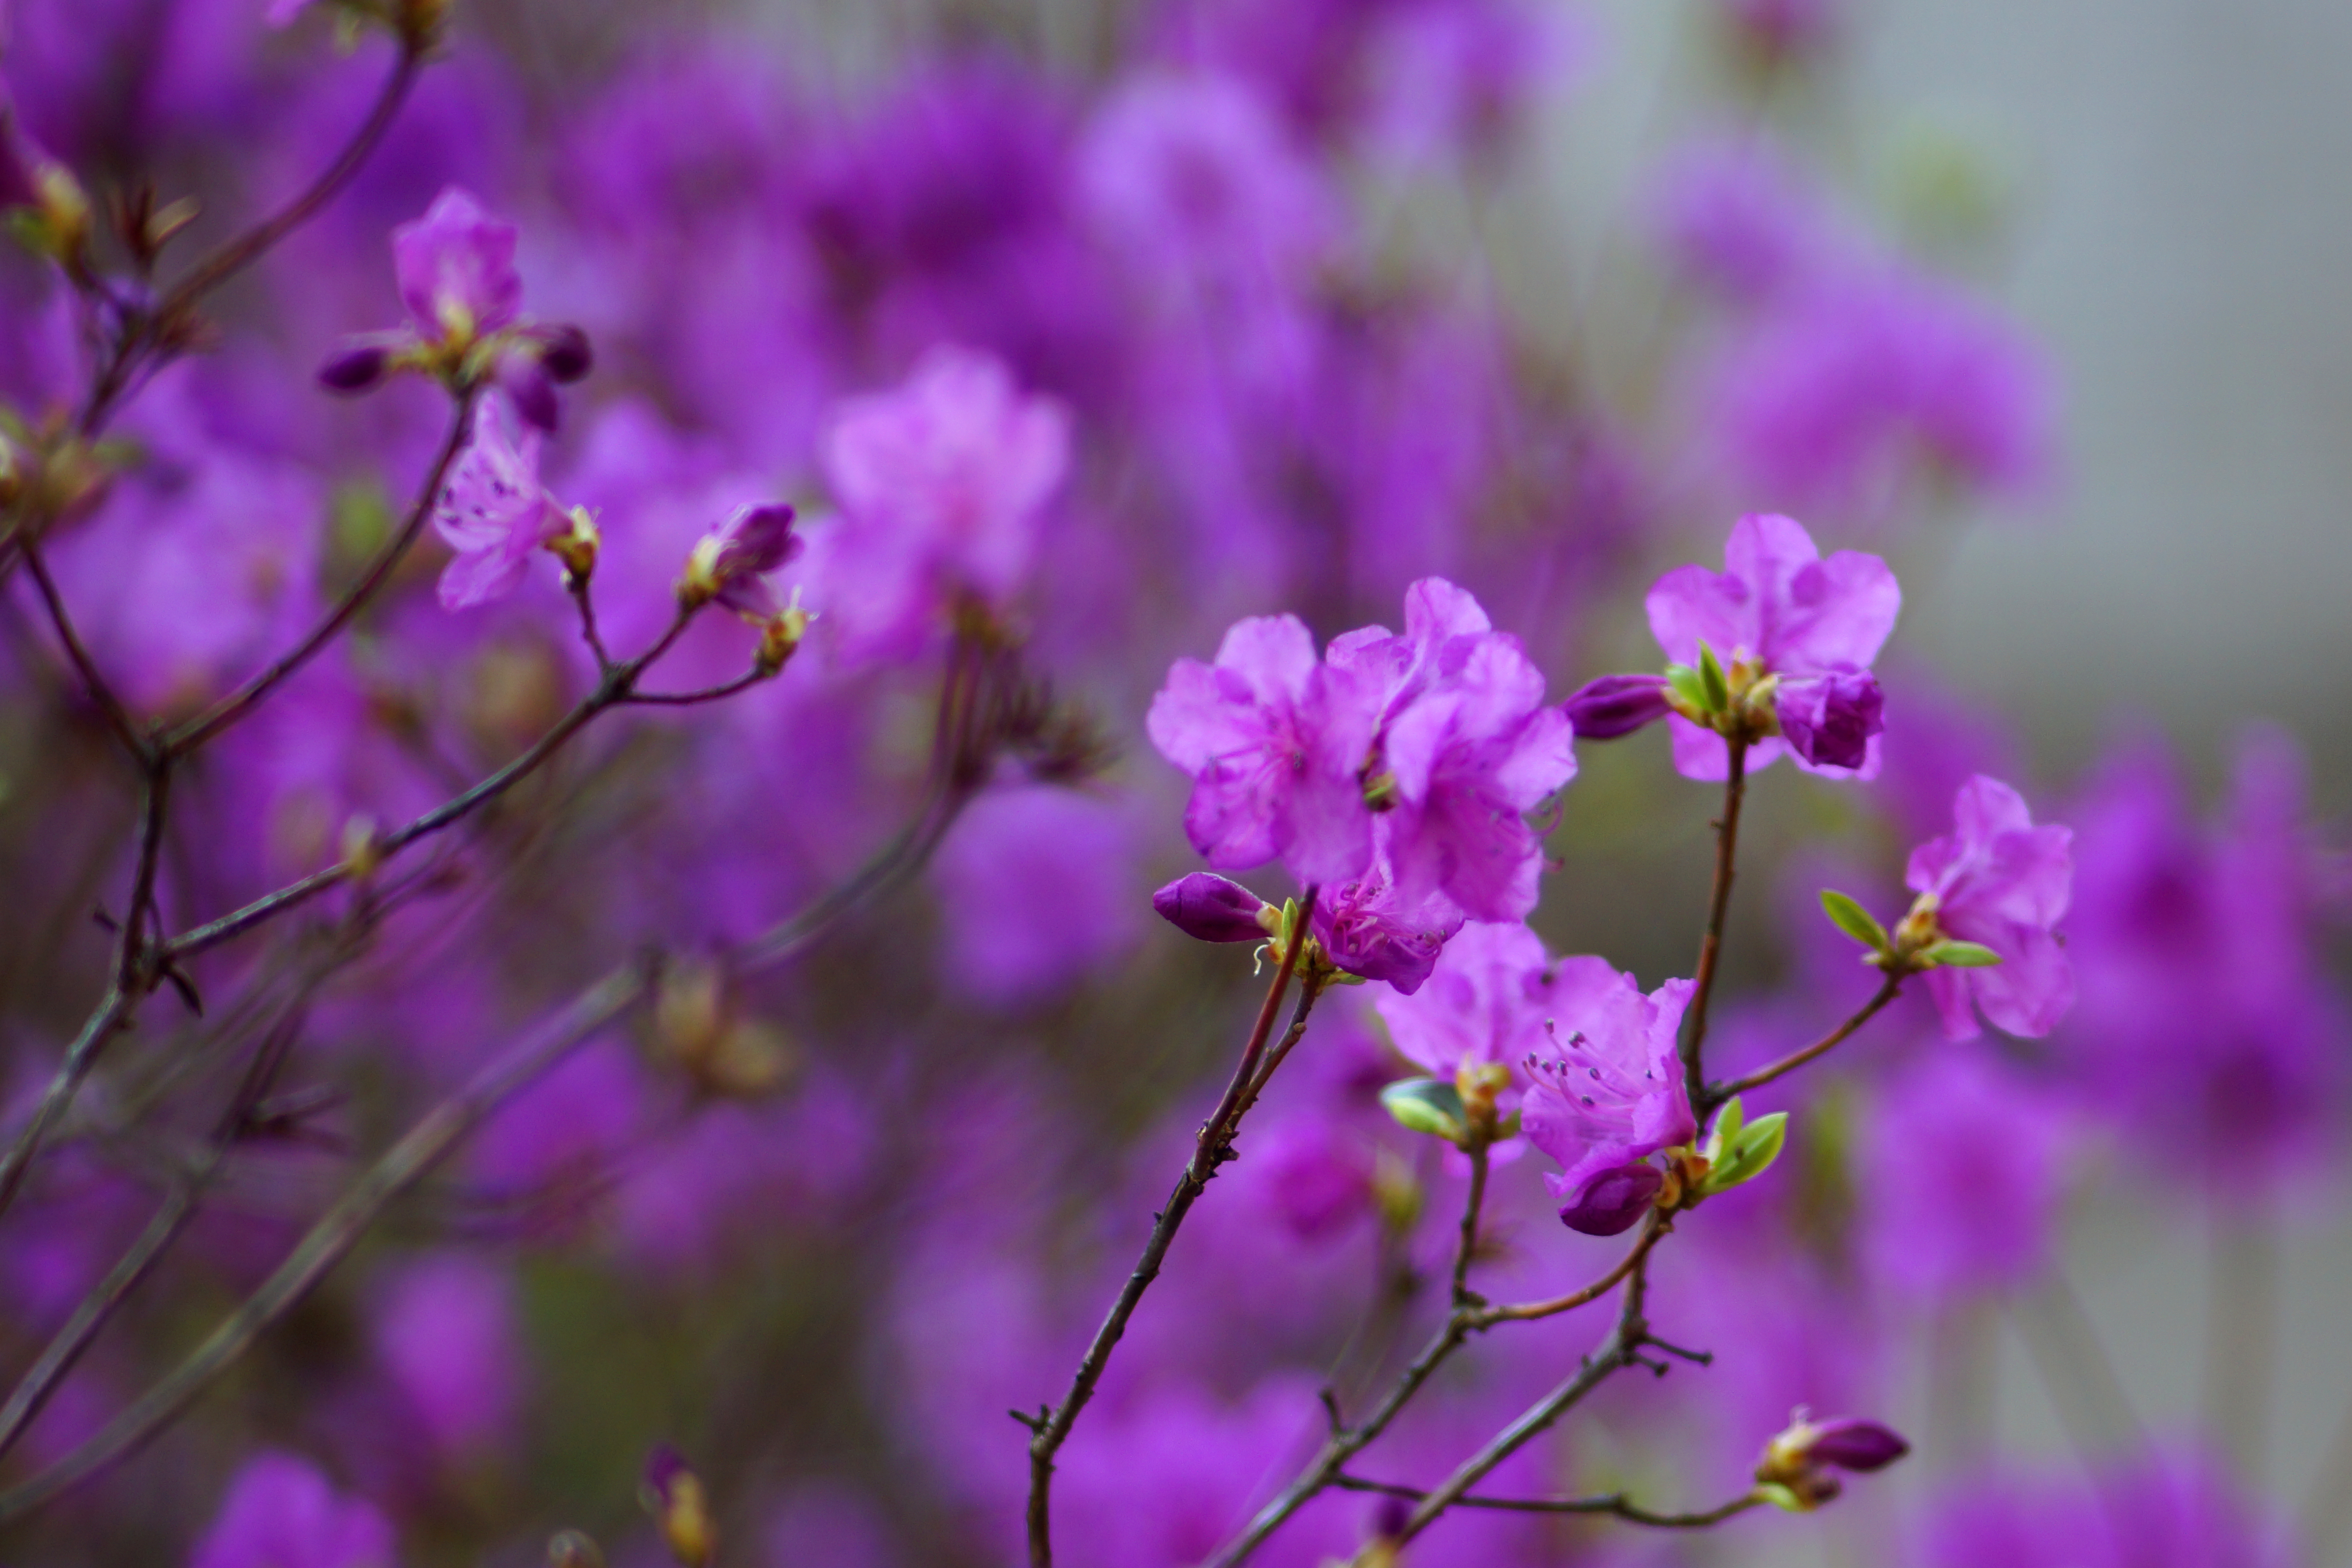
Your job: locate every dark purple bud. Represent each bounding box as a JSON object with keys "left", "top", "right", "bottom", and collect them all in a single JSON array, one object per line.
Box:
[
  {"left": 498, "top": 355, "right": 562, "bottom": 433},
  {"left": 1805, "top": 1417, "right": 1910, "bottom": 1473},
  {"left": 530, "top": 322, "right": 594, "bottom": 382},
  {"left": 1776, "top": 669, "right": 1883, "bottom": 771},
  {"left": 317, "top": 340, "right": 393, "bottom": 393},
  {"left": 717, "top": 503, "right": 799, "bottom": 575},
  {"left": 1152, "top": 873, "right": 1273, "bottom": 943},
  {"left": 1372, "top": 1495, "right": 1411, "bottom": 1540},
  {"left": 1564, "top": 673, "right": 1674, "bottom": 740},
  {"left": 1558, "top": 1162, "right": 1663, "bottom": 1236}
]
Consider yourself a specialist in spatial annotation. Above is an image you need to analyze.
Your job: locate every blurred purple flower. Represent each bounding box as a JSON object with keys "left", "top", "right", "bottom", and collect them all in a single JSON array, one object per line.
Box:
[
  {"left": 931, "top": 785, "right": 1142, "bottom": 1007},
  {"left": 1647, "top": 511, "right": 1899, "bottom": 778},
  {"left": 431, "top": 402, "right": 567, "bottom": 611},
  {"left": 1855, "top": 1051, "right": 2068, "bottom": 1300},
  {"left": 2060, "top": 730, "right": 2346, "bottom": 1194},
  {"left": 370, "top": 1253, "right": 524, "bottom": 1464},
  {"left": 819, "top": 346, "right": 1070, "bottom": 652},
  {"left": 1926, "top": 1448, "right": 2292, "bottom": 1568},
  {"left": 393, "top": 185, "right": 522, "bottom": 340},
  {"left": 1521, "top": 959, "right": 1697, "bottom": 1234},
  {"left": 192, "top": 1452, "right": 392, "bottom": 1568},
  {"left": 1905, "top": 774, "right": 2074, "bottom": 1039},
  {"left": 1649, "top": 132, "right": 1846, "bottom": 304}
]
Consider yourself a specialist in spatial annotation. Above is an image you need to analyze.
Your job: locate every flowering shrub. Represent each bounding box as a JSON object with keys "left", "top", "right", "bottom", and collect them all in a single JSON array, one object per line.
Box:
[{"left": 0, "top": 3, "right": 2338, "bottom": 1568}]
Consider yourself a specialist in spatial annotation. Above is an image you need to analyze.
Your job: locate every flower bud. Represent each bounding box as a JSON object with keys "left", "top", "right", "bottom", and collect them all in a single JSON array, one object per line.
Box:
[
  {"left": 1803, "top": 1417, "right": 1910, "bottom": 1473},
  {"left": 498, "top": 354, "right": 561, "bottom": 433},
  {"left": 1152, "top": 873, "right": 1276, "bottom": 943},
  {"left": 1774, "top": 668, "right": 1883, "bottom": 771},
  {"left": 641, "top": 1446, "right": 715, "bottom": 1568},
  {"left": 551, "top": 505, "right": 600, "bottom": 582},
  {"left": 1755, "top": 1410, "right": 1908, "bottom": 1511},
  {"left": 1563, "top": 673, "right": 1673, "bottom": 740},
  {"left": 1557, "top": 1161, "right": 1662, "bottom": 1236},
  {"left": 682, "top": 502, "right": 800, "bottom": 615},
  {"left": 317, "top": 339, "right": 394, "bottom": 394},
  {"left": 528, "top": 322, "right": 594, "bottom": 383},
  {"left": 754, "top": 594, "right": 811, "bottom": 677}
]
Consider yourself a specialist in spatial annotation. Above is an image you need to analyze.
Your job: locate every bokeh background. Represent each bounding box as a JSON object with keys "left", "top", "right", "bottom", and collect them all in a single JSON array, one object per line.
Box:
[{"left": 2, "top": 0, "right": 2350, "bottom": 1564}]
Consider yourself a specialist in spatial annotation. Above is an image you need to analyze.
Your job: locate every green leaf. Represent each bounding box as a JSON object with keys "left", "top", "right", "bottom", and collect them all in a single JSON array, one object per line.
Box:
[
  {"left": 1818, "top": 890, "right": 1891, "bottom": 952},
  {"left": 1380, "top": 1078, "right": 1467, "bottom": 1144},
  {"left": 1664, "top": 663, "right": 1708, "bottom": 714},
  {"left": 1701, "top": 1097, "right": 1745, "bottom": 1164},
  {"left": 1698, "top": 641, "right": 1731, "bottom": 713},
  {"left": 1701, "top": 1111, "right": 1788, "bottom": 1196},
  {"left": 1925, "top": 939, "right": 2003, "bottom": 968}
]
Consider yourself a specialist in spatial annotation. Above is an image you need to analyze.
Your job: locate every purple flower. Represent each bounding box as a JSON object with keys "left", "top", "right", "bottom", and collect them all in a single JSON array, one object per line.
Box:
[
  {"left": 1356, "top": 583, "right": 1577, "bottom": 922},
  {"left": 431, "top": 404, "right": 567, "bottom": 610},
  {"left": 2057, "top": 730, "right": 2345, "bottom": 1195},
  {"left": 1307, "top": 837, "right": 1463, "bottom": 994},
  {"left": 1372, "top": 919, "right": 1554, "bottom": 1079},
  {"left": 1147, "top": 613, "right": 1380, "bottom": 887},
  {"left": 930, "top": 785, "right": 1143, "bottom": 1007},
  {"left": 1648, "top": 132, "right": 1846, "bottom": 305},
  {"left": 819, "top": 346, "right": 1071, "bottom": 650},
  {"left": 371, "top": 1254, "right": 524, "bottom": 1464},
  {"left": 1904, "top": 775, "right": 2074, "bottom": 1039},
  {"left": 1646, "top": 512, "right": 1900, "bottom": 779},
  {"left": 1701, "top": 266, "right": 2054, "bottom": 517},
  {"left": 1151, "top": 872, "right": 1274, "bottom": 944},
  {"left": 1775, "top": 667, "right": 1884, "bottom": 771},
  {"left": 1856, "top": 1052, "right": 2068, "bottom": 1300},
  {"left": 392, "top": 186, "right": 523, "bottom": 340},
  {"left": 1079, "top": 70, "right": 1339, "bottom": 298},
  {"left": 685, "top": 502, "right": 801, "bottom": 619},
  {"left": 191, "top": 1453, "right": 393, "bottom": 1568},
  {"left": 1520, "top": 959, "right": 1698, "bottom": 1234}
]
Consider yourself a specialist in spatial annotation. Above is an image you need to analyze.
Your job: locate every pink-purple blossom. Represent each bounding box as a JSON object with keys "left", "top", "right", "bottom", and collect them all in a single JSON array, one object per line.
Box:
[
  {"left": 430, "top": 403, "right": 568, "bottom": 610},
  {"left": 1147, "top": 612, "right": 1381, "bottom": 887},
  {"left": 1646, "top": 511, "right": 1900, "bottom": 778},
  {"left": 1905, "top": 774, "right": 2074, "bottom": 1039},
  {"left": 1372, "top": 919, "right": 1554, "bottom": 1080},
  {"left": 392, "top": 186, "right": 523, "bottom": 340},
  {"left": 818, "top": 346, "right": 1071, "bottom": 652},
  {"left": 1520, "top": 959, "right": 1698, "bottom": 1234},
  {"left": 1307, "top": 834, "right": 1463, "bottom": 994},
  {"left": 191, "top": 1453, "right": 393, "bottom": 1568}
]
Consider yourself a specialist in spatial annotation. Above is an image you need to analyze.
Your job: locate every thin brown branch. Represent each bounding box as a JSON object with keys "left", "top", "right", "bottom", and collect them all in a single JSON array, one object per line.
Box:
[
  {"left": 1025, "top": 892, "right": 1323, "bottom": 1568},
  {"left": 0, "top": 964, "right": 650, "bottom": 1523},
  {"left": 15, "top": 539, "right": 149, "bottom": 762},
  {"left": 1704, "top": 973, "right": 1903, "bottom": 1108},
  {"left": 1332, "top": 1474, "right": 1764, "bottom": 1528},
  {"left": 77, "top": 44, "right": 425, "bottom": 436},
  {"left": 1679, "top": 739, "right": 1748, "bottom": 1112},
  {"left": 164, "top": 392, "right": 476, "bottom": 755},
  {"left": 1465, "top": 1209, "right": 1669, "bottom": 1327}
]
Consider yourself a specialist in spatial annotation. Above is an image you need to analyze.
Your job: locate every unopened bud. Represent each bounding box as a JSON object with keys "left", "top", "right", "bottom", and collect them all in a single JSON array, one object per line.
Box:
[
  {"left": 1755, "top": 1410, "right": 1908, "bottom": 1511},
  {"left": 1556, "top": 1161, "right": 1662, "bottom": 1236},
  {"left": 498, "top": 353, "right": 561, "bottom": 433},
  {"left": 551, "top": 505, "right": 600, "bottom": 582},
  {"left": 529, "top": 322, "right": 594, "bottom": 383},
  {"left": 641, "top": 1446, "right": 715, "bottom": 1568},
  {"left": 1563, "top": 673, "right": 1674, "bottom": 740},
  {"left": 1152, "top": 873, "right": 1276, "bottom": 944},
  {"left": 754, "top": 594, "right": 811, "bottom": 677},
  {"left": 1775, "top": 669, "right": 1883, "bottom": 771},
  {"left": 318, "top": 339, "right": 394, "bottom": 394}
]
